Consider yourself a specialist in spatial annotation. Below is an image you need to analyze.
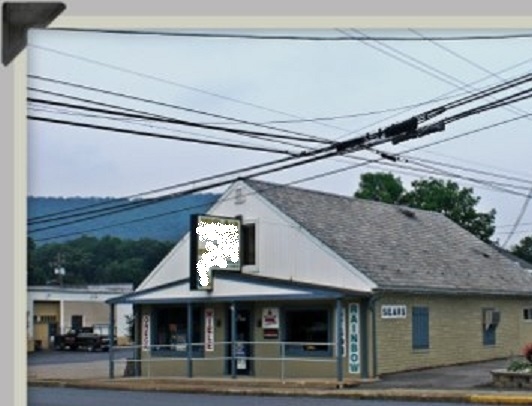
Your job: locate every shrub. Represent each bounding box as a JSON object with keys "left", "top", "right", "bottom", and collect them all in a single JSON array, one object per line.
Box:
[
  {"left": 523, "top": 343, "right": 532, "bottom": 363},
  {"left": 508, "top": 360, "right": 532, "bottom": 372}
]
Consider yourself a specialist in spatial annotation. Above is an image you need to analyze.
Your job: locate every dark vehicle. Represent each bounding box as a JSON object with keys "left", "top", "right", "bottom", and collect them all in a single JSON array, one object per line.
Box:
[{"left": 54, "top": 324, "right": 113, "bottom": 352}]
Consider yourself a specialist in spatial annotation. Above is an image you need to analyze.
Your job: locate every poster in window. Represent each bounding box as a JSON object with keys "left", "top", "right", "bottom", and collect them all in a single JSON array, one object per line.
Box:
[
  {"left": 142, "top": 314, "right": 150, "bottom": 352},
  {"left": 262, "top": 307, "right": 279, "bottom": 329},
  {"left": 205, "top": 308, "right": 215, "bottom": 352}
]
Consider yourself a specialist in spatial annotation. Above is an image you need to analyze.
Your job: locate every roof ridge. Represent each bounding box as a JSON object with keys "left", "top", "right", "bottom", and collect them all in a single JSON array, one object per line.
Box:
[{"left": 243, "top": 178, "right": 443, "bottom": 216}]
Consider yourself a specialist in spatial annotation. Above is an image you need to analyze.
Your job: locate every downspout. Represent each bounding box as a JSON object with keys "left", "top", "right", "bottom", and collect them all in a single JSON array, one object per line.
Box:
[{"left": 368, "top": 294, "right": 381, "bottom": 379}]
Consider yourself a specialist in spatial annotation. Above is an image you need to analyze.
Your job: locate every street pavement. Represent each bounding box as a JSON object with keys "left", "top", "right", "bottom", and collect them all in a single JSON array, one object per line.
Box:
[{"left": 27, "top": 351, "right": 532, "bottom": 404}]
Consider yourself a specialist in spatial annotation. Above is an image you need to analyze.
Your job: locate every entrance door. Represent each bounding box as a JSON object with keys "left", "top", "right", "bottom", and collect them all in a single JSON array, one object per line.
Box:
[{"left": 226, "top": 308, "right": 253, "bottom": 375}]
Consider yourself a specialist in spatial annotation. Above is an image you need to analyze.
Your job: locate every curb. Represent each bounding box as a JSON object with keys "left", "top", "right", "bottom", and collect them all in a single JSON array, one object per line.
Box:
[{"left": 27, "top": 379, "right": 532, "bottom": 404}]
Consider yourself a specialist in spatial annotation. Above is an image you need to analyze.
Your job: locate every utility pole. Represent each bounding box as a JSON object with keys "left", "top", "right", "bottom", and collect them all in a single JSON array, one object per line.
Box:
[{"left": 51, "top": 252, "right": 66, "bottom": 287}]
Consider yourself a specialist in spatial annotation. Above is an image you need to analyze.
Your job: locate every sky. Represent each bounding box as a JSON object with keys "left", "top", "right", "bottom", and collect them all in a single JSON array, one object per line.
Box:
[{"left": 26, "top": 27, "right": 532, "bottom": 248}]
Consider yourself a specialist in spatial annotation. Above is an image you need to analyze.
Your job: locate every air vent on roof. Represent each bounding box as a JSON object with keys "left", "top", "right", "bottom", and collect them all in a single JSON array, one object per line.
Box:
[
  {"left": 472, "top": 247, "right": 490, "bottom": 258},
  {"left": 398, "top": 208, "right": 416, "bottom": 219},
  {"left": 234, "top": 187, "right": 245, "bottom": 204}
]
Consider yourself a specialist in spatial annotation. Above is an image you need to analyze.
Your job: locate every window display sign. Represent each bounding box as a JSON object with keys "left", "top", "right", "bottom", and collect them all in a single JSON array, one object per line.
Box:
[
  {"left": 348, "top": 303, "right": 360, "bottom": 374},
  {"left": 190, "top": 215, "right": 241, "bottom": 291},
  {"left": 262, "top": 307, "right": 280, "bottom": 329},
  {"left": 338, "top": 306, "right": 346, "bottom": 358},
  {"left": 205, "top": 308, "right": 215, "bottom": 352},
  {"left": 142, "top": 314, "right": 150, "bottom": 352}
]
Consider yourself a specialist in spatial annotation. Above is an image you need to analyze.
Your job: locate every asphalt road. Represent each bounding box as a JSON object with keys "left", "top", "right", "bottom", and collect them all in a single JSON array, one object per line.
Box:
[
  {"left": 28, "top": 388, "right": 483, "bottom": 406},
  {"left": 28, "top": 348, "right": 134, "bottom": 366}
]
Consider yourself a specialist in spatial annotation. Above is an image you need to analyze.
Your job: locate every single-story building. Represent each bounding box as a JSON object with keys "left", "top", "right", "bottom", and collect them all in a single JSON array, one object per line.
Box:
[
  {"left": 28, "top": 283, "right": 133, "bottom": 351},
  {"left": 108, "top": 179, "right": 532, "bottom": 382}
]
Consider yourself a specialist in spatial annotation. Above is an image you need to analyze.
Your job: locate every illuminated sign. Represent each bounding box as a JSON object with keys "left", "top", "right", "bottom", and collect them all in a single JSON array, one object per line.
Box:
[{"left": 190, "top": 215, "right": 241, "bottom": 290}]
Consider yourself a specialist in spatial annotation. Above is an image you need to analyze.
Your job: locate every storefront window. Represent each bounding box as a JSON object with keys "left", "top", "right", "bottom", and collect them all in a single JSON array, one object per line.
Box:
[
  {"left": 284, "top": 309, "right": 331, "bottom": 356},
  {"left": 152, "top": 306, "right": 203, "bottom": 356}
]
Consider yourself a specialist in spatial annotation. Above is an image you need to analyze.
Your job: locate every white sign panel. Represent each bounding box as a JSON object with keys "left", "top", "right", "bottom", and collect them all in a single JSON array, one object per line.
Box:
[
  {"left": 262, "top": 307, "right": 280, "bottom": 329},
  {"left": 381, "top": 305, "right": 407, "bottom": 319},
  {"left": 142, "top": 314, "right": 150, "bottom": 352},
  {"left": 205, "top": 308, "right": 215, "bottom": 352},
  {"left": 348, "top": 303, "right": 360, "bottom": 374}
]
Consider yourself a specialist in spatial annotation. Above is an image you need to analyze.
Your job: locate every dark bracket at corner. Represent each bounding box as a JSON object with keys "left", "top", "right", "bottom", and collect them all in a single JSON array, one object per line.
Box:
[{"left": 2, "top": 1, "right": 66, "bottom": 66}]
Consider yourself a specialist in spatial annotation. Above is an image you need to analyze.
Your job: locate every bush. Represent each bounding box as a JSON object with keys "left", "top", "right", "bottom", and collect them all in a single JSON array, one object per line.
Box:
[
  {"left": 523, "top": 343, "right": 532, "bottom": 363},
  {"left": 508, "top": 359, "right": 532, "bottom": 372}
]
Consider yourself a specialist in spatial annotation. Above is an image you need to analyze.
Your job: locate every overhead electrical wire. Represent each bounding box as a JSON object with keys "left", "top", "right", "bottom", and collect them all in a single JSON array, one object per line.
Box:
[
  {"left": 31, "top": 113, "right": 532, "bottom": 242},
  {"left": 28, "top": 75, "right": 328, "bottom": 144},
  {"left": 29, "top": 102, "right": 532, "bottom": 236},
  {"left": 44, "top": 27, "right": 532, "bottom": 42},
  {"left": 28, "top": 74, "right": 532, "bottom": 231}
]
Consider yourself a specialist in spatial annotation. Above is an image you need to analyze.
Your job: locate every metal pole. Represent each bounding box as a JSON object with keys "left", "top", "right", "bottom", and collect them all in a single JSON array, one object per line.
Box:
[
  {"left": 187, "top": 302, "right": 193, "bottom": 378},
  {"left": 281, "top": 342, "right": 285, "bottom": 383},
  {"left": 231, "top": 302, "right": 236, "bottom": 379},
  {"left": 336, "top": 298, "right": 343, "bottom": 386},
  {"left": 109, "top": 303, "right": 115, "bottom": 379}
]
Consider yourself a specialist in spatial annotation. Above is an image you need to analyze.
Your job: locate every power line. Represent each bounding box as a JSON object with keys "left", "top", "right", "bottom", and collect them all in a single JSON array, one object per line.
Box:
[
  {"left": 28, "top": 75, "right": 328, "bottom": 144},
  {"left": 28, "top": 97, "right": 327, "bottom": 147},
  {"left": 332, "top": 30, "right": 532, "bottom": 141},
  {"left": 45, "top": 27, "right": 532, "bottom": 42},
  {"left": 28, "top": 75, "right": 532, "bottom": 231},
  {"left": 348, "top": 28, "right": 532, "bottom": 125},
  {"left": 27, "top": 45, "right": 351, "bottom": 136},
  {"left": 28, "top": 115, "right": 299, "bottom": 156},
  {"left": 501, "top": 187, "right": 532, "bottom": 247},
  {"left": 30, "top": 106, "right": 532, "bottom": 240}
]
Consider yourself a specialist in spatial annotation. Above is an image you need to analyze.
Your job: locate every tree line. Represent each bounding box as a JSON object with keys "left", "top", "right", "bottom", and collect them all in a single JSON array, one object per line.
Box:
[
  {"left": 27, "top": 235, "right": 174, "bottom": 288},
  {"left": 27, "top": 173, "right": 532, "bottom": 288}
]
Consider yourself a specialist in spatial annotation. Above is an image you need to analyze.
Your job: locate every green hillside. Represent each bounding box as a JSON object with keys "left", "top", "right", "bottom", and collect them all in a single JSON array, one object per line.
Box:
[{"left": 28, "top": 193, "right": 221, "bottom": 245}]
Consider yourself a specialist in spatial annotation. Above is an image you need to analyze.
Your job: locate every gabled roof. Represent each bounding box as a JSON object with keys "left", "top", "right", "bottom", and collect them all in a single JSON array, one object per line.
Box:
[{"left": 244, "top": 179, "right": 532, "bottom": 296}]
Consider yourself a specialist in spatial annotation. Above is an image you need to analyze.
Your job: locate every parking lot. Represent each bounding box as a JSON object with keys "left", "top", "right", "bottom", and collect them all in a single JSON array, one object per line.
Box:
[{"left": 28, "top": 347, "right": 134, "bottom": 379}]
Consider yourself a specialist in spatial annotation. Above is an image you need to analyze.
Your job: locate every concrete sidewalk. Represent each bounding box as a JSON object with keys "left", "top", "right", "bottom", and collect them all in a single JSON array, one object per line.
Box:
[{"left": 27, "top": 357, "right": 532, "bottom": 405}]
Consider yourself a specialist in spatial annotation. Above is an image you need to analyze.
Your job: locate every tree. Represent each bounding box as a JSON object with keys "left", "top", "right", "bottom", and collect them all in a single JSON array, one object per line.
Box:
[
  {"left": 511, "top": 235, "right": 532, "bottom": 264},
  {"left": 402, "top": 179, "right": 496, "bottom": 242},
  {"left": 354, "top": 172, "right": 496, "bottom": 242},
  {"left": 354, "top": 172, "right": 405, "bottom": 204},
  {"left": 28, "top": 236, "right": 175, "bottom": 287}
]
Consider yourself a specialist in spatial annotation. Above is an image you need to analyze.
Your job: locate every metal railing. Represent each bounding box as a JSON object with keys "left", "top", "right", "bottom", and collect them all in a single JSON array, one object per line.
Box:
[{"left": 109, "top": 340, "right": 341, "bottom": 382}]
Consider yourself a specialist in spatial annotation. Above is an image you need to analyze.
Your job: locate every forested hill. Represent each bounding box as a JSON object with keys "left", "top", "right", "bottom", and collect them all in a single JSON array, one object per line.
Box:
[{"left": 28, "top": 193, "right": 221, "bottom": 245}]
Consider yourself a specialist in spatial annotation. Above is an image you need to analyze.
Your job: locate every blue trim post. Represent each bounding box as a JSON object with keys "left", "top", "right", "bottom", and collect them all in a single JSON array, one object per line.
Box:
[
  {"left": 336, "top": 298, "right": 343, "bottom": 387},
  {"left": 109, "top": 303, "right": 115, "bottom": 379},
  {"left": 187, "top": 302, "right": 193, "bottom": 378},
  {"left": 231, "top": 302, "right": 237, "bottom": 379},
  {"left": 360, "top": 299, "right": 369, "bottom": 379}
]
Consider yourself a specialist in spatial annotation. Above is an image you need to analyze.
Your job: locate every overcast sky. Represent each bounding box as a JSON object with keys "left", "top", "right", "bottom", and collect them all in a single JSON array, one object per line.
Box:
[{"left": 26, "top": 28, "right": 532, "bottom": 248}]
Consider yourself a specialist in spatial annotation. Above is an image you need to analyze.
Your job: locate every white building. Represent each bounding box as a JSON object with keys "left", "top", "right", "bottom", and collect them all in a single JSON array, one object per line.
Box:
[{"left": 28, "top": 283, "right": 133, "bottom": 351}]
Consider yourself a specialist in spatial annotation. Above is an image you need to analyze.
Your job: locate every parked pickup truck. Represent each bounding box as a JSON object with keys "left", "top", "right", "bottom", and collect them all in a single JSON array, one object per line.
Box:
[{"left": 54, "top": 324, "right": 113, "bottom": 352}]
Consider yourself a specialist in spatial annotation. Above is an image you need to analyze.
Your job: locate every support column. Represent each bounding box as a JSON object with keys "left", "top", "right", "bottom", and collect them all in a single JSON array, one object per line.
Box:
[
  {"left": 336, "top": 298, "right": 343, "bottom": 386},
  {"left": 230, "top": 302, "right": 237, "bottom": 379},
  {"left": 187, "top": 302, "right": 193, "bottom": 378},
  {"left": 109, "top": 303, "right": 115, "bottom": 379},
  {"left": 133, "top": 305, "right": 140, "bottom": 377},
  {"left": 360, "top": 299, "right": 369, "bottom": 379}
]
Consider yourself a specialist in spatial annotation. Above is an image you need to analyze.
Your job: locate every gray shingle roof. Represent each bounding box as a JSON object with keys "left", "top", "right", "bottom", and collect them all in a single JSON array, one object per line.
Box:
[{"left": 245, "top": 179, "right": 532, "bottom": 296}]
